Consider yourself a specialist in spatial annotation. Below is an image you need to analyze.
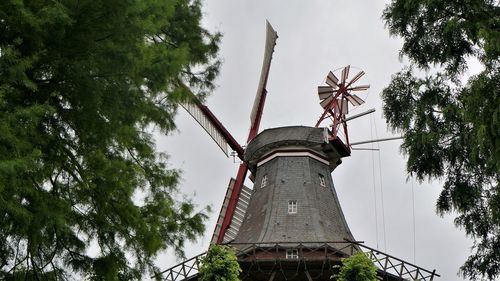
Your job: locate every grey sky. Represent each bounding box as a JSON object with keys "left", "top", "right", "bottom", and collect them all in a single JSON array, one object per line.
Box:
[{"left": 154, "top": 1, "right": 475, "bottom": 280}]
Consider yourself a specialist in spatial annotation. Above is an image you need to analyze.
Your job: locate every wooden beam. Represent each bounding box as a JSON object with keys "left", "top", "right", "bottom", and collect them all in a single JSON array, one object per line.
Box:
[{"left": 305, "top": 271, "right": 313, "bottom": 281}]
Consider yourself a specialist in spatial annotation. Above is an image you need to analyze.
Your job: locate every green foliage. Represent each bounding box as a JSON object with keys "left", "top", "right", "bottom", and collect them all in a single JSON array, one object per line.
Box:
[
  {"left": 198, "top": 245, "right": 241, "bottom": 281},
  {"left": 331, "top": 252, "right": 377, "bottom": 281},
  {"left": 3, "top": 268, "right": 60, "bottom": 280},
  {"left": 0, "top": 0, "right": 220, "bottom": 279},
  {"left": 383, "top": 0, "right": 499, "bottom": 280},
  {"left": 383, "top": 0, "right": 499, "bottom": 74}
]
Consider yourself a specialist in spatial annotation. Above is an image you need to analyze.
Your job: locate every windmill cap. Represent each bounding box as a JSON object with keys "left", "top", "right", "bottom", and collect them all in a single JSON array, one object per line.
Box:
[{"left": 245, "top": 126, "right": 348, "bottom": 173}]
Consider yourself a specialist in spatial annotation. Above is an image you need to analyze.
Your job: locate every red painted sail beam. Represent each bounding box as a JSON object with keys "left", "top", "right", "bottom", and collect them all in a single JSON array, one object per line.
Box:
[
  {"left": 248, "top": 89, "right": 267, "bottom": 142},
  {"left": 216, "top": 162, "right": 248, "bottom": 244}
]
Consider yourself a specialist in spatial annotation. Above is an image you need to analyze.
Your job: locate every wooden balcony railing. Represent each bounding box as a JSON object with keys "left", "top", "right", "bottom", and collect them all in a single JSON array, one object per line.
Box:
[{"left": 153, "top": 241, "right": 439, "bottom": 281}]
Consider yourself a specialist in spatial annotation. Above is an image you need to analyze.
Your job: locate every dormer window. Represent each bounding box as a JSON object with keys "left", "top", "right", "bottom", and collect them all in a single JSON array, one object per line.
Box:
[
  {"left": 261, "top": 175, "right": 268, "bottom": 188},
  {"left": 286, "top": 249, "right": 299, "bottom": 259},
  {"left": 319, "top": 174, "right": 326, "bottom": 187},
  {"left": 288, "top": 200, "right": 297, "bottom": 214}
]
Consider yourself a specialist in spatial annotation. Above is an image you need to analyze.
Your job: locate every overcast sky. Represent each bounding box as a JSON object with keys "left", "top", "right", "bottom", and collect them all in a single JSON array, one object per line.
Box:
[{"left": 154, "top": 1, "right": 477, "bottom": 280}]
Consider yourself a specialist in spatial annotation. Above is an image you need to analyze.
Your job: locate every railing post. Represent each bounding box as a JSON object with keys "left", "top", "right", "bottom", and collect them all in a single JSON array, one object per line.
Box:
[
  {"left": 253, "top": 243, "right": 256, "bottom": 260},
  {"left": 181, "top": 262, "right": 187, "bottom": 279},
  {"left": 383, "top": 256, "right": 389, "bottom": 274},
  {"left": 275, "top": 243, "right": 279, "bottom": 260}
]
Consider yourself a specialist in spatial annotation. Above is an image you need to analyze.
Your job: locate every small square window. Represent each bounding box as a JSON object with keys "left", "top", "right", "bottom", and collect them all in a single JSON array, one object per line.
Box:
[
  {"left": 261, "top": 175, "right": 268, "bottom": 188},
  {"left": 288, "top": 200, "right": 297, "bottom": 214},
  {"left": 286, "top": 249, "right": 299, "bottom": 259},
  {"left": 319, "top": 174, "right": 326, "bottom": 187}
]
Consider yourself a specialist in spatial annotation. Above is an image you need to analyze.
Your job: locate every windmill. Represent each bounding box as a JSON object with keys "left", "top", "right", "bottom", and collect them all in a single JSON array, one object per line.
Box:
[{"left": 157, "top": 21, "right": 440, "bottom": 281}]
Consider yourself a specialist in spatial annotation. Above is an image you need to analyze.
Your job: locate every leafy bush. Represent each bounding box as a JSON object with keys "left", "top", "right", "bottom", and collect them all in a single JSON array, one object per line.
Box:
[
  {"left": 198, "top": 245, "right": 241, "bottom": 281},
  {"left": 332, "top": 252, "right": 377, "bottom": 281}
]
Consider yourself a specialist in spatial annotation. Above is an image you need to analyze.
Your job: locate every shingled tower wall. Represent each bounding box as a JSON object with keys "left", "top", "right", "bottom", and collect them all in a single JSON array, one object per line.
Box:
[{"left": 233, "top": 126, "right": 355, "bottom": 245}]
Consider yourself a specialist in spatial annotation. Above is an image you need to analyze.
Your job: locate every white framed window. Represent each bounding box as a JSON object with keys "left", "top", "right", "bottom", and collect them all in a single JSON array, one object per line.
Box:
[
  {"left": 319, "top": 174, "right": 326, "bottom": 187},
  {"left": 286, "top": 249, "right": 299, "bottom": 259},
  {"left": 261, "top": 175, "right": 268, "bottom": 188},
  {"left": 288, "top": 200, "right": 297, "bottom": 214}
]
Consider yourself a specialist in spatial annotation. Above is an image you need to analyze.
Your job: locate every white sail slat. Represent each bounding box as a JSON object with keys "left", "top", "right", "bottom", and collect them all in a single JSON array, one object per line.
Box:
[
  {"left": 181, "top": 102, "right": 229, "bottom": 157},
  {"left": 250, "top": 21, "right": 278, "bottom": 130}
]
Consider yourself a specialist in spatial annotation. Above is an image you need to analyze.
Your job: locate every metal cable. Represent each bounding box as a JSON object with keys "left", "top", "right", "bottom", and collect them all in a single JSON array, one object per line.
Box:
[
  {"left": 372, "top": 114, "right": 387, "bottom": 252},
  {"left": 369, "top": 117, "right": 380, "bottom": 250},
  {"left": 411, "top": 177, "right": 417, "bottom": 263}
]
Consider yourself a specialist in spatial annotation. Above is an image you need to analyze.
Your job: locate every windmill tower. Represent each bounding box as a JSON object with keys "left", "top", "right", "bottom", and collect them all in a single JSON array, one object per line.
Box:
[{"left": 156, "top": 22, "right": 439, "bottom": 281}]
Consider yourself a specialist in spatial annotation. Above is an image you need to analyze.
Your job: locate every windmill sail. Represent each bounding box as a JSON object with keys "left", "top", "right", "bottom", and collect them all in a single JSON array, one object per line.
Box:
[
  {"left": 179, "top": 81, "right": 244, "bottom": 160},
  {"left": 210, "top": 178, "right": 252, "bottom": 244},
  {"left": 249, "top": 21, "right": 278, "bottom": 138},
  {"left": 181, "top": 102, "right": 230, "bottom": 157},
  {"left": 214, "top": 21, "right": 278, "bottom": 245}
]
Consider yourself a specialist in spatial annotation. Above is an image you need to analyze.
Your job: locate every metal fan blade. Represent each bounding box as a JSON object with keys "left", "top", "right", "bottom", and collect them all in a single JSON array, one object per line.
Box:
[
  {"left": 318, "top": 86, "right": 334, "bottom": 100},
  {"left": 348, "top": 84, "right": 370, "bottom": 91},
  {"left": 341, "top": 65, "right": 350, "bottom": 85},
  {"left": 351, "top": 94, "right": 365, "bottom": 105},
  {"left": 337, "top": 98, "right": 349, "bottom": 115},
  {"left": 249, "top": 21, "right": 278, "bottom": 132},
  {"left": 347, "top": 70, "right": 365, "bottom": 87},
  {"left": 318, "top": 86, "right": 334, "bottom": 94},
  {"left": 345, "top": 95, "right": 358, "bottom": 106},
  {"left": 320, "top": 95, "right": 334, "bottom": 108},
  {"left": 318, "top": 92, "right": 333, "bottom": 100},
  {"left": 345, "top": 94, "right": 365, "bottom": 106},
  {"left": 326, "top": 71, "right": 339, "bottom": 88}
]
